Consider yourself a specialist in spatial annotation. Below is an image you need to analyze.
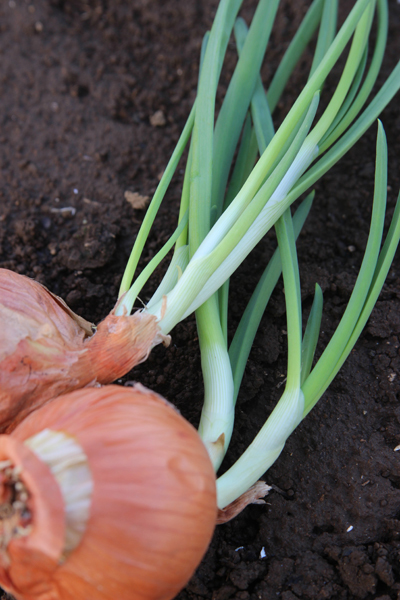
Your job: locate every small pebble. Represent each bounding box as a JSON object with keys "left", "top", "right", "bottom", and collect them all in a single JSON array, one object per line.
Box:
[{"left": 150, "top": 110, "right": 166, "bottom": 127}]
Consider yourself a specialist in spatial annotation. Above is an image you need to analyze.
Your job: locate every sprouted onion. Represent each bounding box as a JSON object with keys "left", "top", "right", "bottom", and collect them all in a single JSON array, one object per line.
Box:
[
  {"left": 0, "top": 385, "right": 216, "bottom": 600},
  {"left": 0, "top": 268, "right": 168, "bottom": 432},
  {"left": 1, "top": 0, "right": 400, "bottom": 597},
  {"left": 1, "top": 0, "right": 400, "bottom": 439}
]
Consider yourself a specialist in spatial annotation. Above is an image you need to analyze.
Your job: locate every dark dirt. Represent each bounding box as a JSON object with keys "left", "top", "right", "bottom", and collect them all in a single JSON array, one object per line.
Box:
[{"left": 1, "top": 0, "right": 400, "bottom": 598}]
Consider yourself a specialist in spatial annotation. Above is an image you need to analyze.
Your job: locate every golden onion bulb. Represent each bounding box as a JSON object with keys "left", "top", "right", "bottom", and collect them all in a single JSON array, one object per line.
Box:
[
  {"left": 0, "top": 384, "right": 217, "bottom": 600},
  {"left": 0, "top": 269, "right": 168, "bottom": 432}
]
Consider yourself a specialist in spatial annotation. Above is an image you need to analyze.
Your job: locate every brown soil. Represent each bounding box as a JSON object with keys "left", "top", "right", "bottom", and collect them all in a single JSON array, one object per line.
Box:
[{"left": 1, "top": 1, "right": 400, "bottom": 599}]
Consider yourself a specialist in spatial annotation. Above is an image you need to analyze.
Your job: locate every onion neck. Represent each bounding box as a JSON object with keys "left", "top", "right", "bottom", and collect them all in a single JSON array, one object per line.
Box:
[
  {"left": 24, "top": 429, "right": 93, "bottom": 558},
  {"left": 0, "top": 460, "right": 32, "bottom": 553},
  {"left": 0, "top": 428, "right": 93, "bottom": 598},
  {"left": 84, "top": 311, "right": 170, "bottom": 384},
  {"left": 0, "top": 435, "right": 65, "bottom": 596},
  {"left": 0, "top": 429, "right": 93, "bottom": 564}
]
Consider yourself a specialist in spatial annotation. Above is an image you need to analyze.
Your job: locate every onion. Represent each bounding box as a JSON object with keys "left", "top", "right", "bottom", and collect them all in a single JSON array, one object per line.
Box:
[
  {"left": 0, "top": 269, "right": 168, "bottom": 432},
  {"left": 0, "top": 384, "right": 217, "bottom": 600}
]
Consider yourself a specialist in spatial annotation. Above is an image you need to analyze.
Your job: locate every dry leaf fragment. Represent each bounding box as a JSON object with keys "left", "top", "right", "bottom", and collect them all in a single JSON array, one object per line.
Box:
[
  {"left": 124, "top": 191, "right": 149, "bottom": 210},
  {"left": 216, "top": 481, "right": 271, "bottom": 524}
]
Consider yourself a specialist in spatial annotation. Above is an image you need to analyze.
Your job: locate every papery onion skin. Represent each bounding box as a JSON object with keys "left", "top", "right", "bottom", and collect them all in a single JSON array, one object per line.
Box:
[
  {"left": 0, "top": 269, "right": 168, "bottom": 432},
  {"left": 0, "top": 384, "right": 217, "bottom": 600}
]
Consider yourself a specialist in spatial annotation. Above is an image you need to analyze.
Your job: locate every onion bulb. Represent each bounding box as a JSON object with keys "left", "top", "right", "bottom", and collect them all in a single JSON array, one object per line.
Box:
[
  {"left": 0, "top": 269, "right": 168, "bottom": 432},
  {"left": 0, "top": 384, "right": 217, "bottom": 600}
]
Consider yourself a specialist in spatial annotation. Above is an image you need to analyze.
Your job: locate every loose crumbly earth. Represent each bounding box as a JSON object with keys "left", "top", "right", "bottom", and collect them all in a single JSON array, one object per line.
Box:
[{"left": 1, "top": 1, "right": 400, "bottom": 599}]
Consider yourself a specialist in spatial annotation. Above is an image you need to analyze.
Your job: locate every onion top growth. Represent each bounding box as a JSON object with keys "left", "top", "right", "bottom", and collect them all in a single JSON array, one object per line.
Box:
[{"left": 115, "top": 0, "right": 400, "bottom": 509}]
